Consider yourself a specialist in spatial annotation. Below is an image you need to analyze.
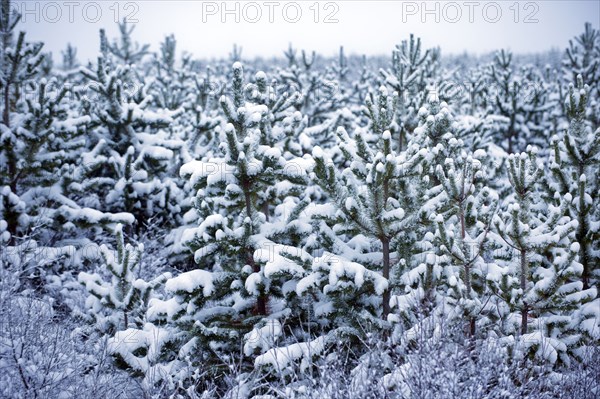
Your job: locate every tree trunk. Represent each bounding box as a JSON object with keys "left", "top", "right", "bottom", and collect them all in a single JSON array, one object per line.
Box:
[
  {"left": 382, "top": 236, "right": 390, "bottom": 319},
  {"left": 247, "top": 247, "right": 267, "bottom": 315},
  {"left": 578, "top": 163, "right": 589, "bottom": 290},
  {"left": 460, "top": 208, "right": 471, "bottom": 292},
  {"left": 398, "top": 127, "right": 404, "bottom": 153},
  {"left": 3, "top": 80, "right": 18, "bottom": 239},
  {"left": 459, "top": 203, "right": 476, "bottom": 337},
  {"left": 520, "top": 249, "right": 528, "bottom": 335},
  {"left": 3, "top": 82, "right": 10, "bottom": 128},
  {"left": 243, "top": 182, "right": 267, "bottom": 315}
]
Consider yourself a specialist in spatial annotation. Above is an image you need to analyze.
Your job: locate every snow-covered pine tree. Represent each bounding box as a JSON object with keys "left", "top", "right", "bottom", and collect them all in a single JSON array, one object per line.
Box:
[
  {"left": 76, "top": 224, "right": 177, "bottom": 389},
  {"left": 78, "top": 31, "right": 184, "bottom": 234},
  {"left": 486, "top": 49, "right": 554, "bottom": 153},
  {"left": 0, "top": 0, "right": 42, "bottom": 235},
  {"left": 39, "top": 52, "right": 53, "bottom": 77},
  {"left": 149, "top": 34, "right": 192, "bottom": 111},
  {"left": 104, "top": 19, "right": 150, "bottom": 66},
  {"left": 283, "top": 43, "right": 297, "bottom": 67},
  {"left": 310, "top": 86, "right": 402, "bottom": 322},
  {"left": 563, "top": 23, "right": 599, "bottom": 93},
  {"left": 330, "top": 46, "right": 349, "bottom": 82},
  {"left": 489, "top": 147, "right": 595, "bottom": 364},
  {"left": 241, "top": 64, "right": 305, "bottom": 158},
  {"left": 229, "top": 43, "right": 243, "bottom": 63},
  {"left": 183, "top": 65, "right": 223, "bottom": 153},
  {"left": 0, "top": 76, "right": 66, "bottom": 238},
  {"left": 150, "top": 34, "right": 181, "bottom": 110},
  {"left": 10, "top": 78, "right": 93, "bottom": 232},
  {"left": 61, "top": 43, "right": 78, "bottom": 71},
  {"left": 180, "top": 62, "right": 305, "bottom": 309},
  {"left": 237, "top": 86, "right": 406, "bottom": 384},
  {"left": 79, "top": 223, "right": 170, "bottom": 333},
  {"left": 79, "top": 36, "right": 171, "bottom": 152},
  {"left": 175, "top": 89, "right": 225, "bottom": 247},
  {"left": 380, "top": 34, "right": 435, "bottom": 151},
  {"left": 151, "top": 38, "right": 225, "bottom": 261},
  {"left": 431, "top": 149, "right": 498, "bottom": 337},
  {"left": 0, "top": 1, "right": 127, "bottom": 245},
  {"left": 388, "top": 99, "right": 482, "bottom": 332},
  {"left": 144, "top": 63, "right": 309, "bottom": 387},
  {"left": 562, "top": 23, "right": 600, "bottom": 131},
  {"left": 549, "top": 75, "right": 600, "bottom": 290},
  {"left": 276, "top": 49, "right": 353, "bottom": 149}
]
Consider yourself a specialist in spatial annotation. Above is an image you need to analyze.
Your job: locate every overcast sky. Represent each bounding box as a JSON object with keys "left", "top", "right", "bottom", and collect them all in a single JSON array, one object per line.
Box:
[{"left": 15, "top": 0, "right": 600, "bottom": 63}]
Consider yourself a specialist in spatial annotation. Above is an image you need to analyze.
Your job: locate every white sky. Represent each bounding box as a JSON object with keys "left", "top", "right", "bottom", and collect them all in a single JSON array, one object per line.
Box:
[{"left": 15, "top": 0, "right": 600, "bottom": 63}]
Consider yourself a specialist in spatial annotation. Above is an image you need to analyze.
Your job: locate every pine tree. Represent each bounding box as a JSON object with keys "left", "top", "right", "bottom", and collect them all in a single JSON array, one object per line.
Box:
[
  {"left": 390, "top": 99, "right": 490, "bottom": 334},
  {"left": 229, "top": 43, "right": 243, "bottom": 63},
  {"left": 0, "top": 0, "right": 43, "bottom": 194},
  {"left": 284, "top": 43, "right": 297, "bottom": 67},
  {"left": 149, "top": 34, "right": 188, "bottom": 110},
  {"left": 79, "top": 224, "right": 169, "bottom": 333},
  {"left": 276, "top": 51, "right": 349, "bottom": 134},
  {"left": 431, "top": 150, "right": 498, "bottom": 337},
  {"left": 331, "top": 46, "right": 349, "bottom": 82},
  {"left": 489, "top": 147, "right": 595, "bottom": 364},
  {"left": 61, "top": 43, "right": 78, "bottom": 71},
  {"left": 310, "top": 86, "right": 402, "bottom": 321},
  {"left": 549, "top": 75, "right": 600, "bottom": 290},
  {"left": 187, "top": 66, "right": 222, "bottom": 149},
  {"left": 0, "top": 1, "right": 121, "bottom": 243},
  {"left": 1, "top": 76, "right": 65, "bottom": 236},
  {"left": 105, "top": 19, "right": 150, "bottom": 66},
  {"left": 563, "top": 23, "right": 599, "bottom": 91},
  {"left": 8, "top": 78, "right": 92, "bottom": 234},
  {"left": 487, "top": 49, "right": 553, "bottom": 153},
  {"left": 180, "top": 62, "right": 305, "bottom": 311},
  {"left": 149, "top": 63, "right": 309, "bottom": 386},
  {"left": 380, "top": 34, "right": 435, "bottom": 151},
  {"left": 78, "top": 32, "right": 184, "bottom": 233}
]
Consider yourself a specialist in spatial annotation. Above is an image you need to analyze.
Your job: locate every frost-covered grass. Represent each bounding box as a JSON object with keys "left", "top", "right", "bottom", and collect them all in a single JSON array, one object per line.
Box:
[{"left": 220, "top": 318, "right": 600, "bottom": 399}]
